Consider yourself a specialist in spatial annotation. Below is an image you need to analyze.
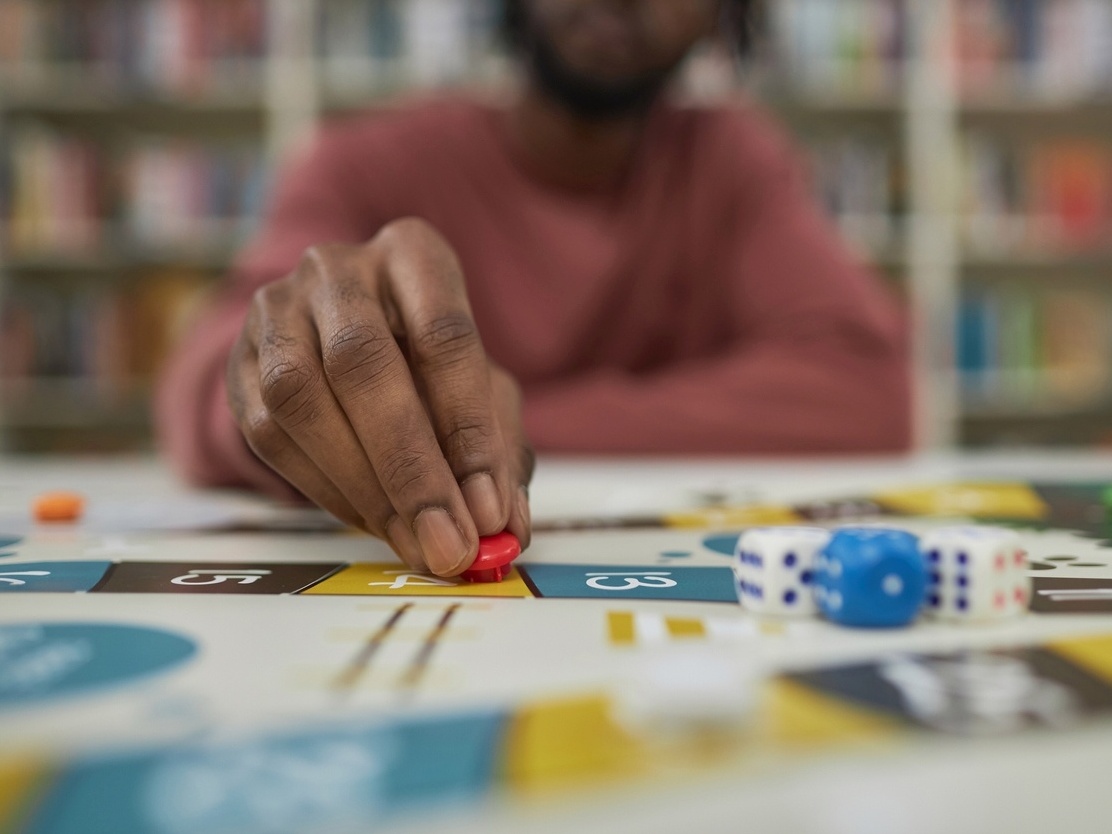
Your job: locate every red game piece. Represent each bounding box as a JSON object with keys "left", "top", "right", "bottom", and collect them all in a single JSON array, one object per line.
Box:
[{"left": 461, "top": 531, "right": 522, "bottom": 583}]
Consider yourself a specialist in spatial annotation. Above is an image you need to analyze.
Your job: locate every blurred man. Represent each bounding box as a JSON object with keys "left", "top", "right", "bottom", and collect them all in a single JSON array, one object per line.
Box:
[{"left": 158, "top": 0, "right": 911, "bottom": 577}]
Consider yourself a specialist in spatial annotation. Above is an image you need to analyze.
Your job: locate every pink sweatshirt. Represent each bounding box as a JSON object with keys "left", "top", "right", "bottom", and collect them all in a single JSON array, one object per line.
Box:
[{"left": 157, "top": 96, "right": 911, "bottom": 493}]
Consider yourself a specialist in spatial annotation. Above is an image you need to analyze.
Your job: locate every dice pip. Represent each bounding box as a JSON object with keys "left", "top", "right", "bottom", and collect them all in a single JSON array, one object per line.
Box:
[
  {"left": 814, "top": 527, "right": 926, "bottom": 628},
  {"left": 733, "top": 527, "right": 830, "bottom": 616},
  {"left": 919, "top": 526, "right": 1029, "bottom": 621}
]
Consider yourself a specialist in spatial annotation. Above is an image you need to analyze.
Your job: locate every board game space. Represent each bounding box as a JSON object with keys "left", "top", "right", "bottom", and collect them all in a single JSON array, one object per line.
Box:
[{"left": 6, "top": 459, "right": 1112, "bottom": 834}]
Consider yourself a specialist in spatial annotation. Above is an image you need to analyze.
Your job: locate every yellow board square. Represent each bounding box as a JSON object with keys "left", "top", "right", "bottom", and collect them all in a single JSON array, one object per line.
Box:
[
  {"left": 664, "top": 616, "right": 706, "bottom": 639},
  {"left": 0, "top": 758, "right": 50, "bottom": 834},
  {"left": 606, "top": 611, "right": 636, "bottom": 646},
  {"left": 665, "top": 504, "right": 802, "bottom": 529},
  {"left": 873, "top": 483, "right": 1047, "bottom": 520},
  {"left": 301, "top": 563, "right": 534, "bottom": 598},
  {"left": 1046, "top": 633, "right": 1112, "bottom": 686},
  {"left": 760, "top": 679, "right": 902, "bottom": 749},
  {"left": 502, "top": 695, "right": 647, "bottom": 795}
]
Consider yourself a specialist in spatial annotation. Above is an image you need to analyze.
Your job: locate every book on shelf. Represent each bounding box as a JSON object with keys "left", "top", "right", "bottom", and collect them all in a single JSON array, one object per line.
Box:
[
  {"left": 955, "top": 0, "right": 1112, "bottom": 100},
  {"left": 749, "top": 0, "right": 1112, "bottom": 103},
  {"left": 1029, "top": 140, "right": 1112, "bottom": 250},
  {"left": 958, "top": 285, "right": 1112, "bottom": 414},
  {"left": 0, "top": 270, "right": 211, "bottom": 395},
  {"left": 764, "top": 0, "right": 907, "bottom": 98},
  {"left": 0, "top": 0, "right": 267, "bottom": 95},
  {"left": 4, "top": 124, "right": 102, "bottom": 256},
  {"left": 962, "top": 133, "right": 1112, "bottom": 256},
  {"left": 123, "top": 138, "right": 266, "bottom": 250},
  {"left": 317, "top": 0, "right": 505, "bottom": 97},
  {"left": 806, "top": 133, "right": 905, "bottom": 256},
  {"left": 2, "top": 123, "right": 266, "bottom": 258}
]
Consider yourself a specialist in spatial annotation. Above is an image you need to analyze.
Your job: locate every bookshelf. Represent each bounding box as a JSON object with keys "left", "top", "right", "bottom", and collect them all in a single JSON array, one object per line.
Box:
[
  {"left": 2, "top": 0, "right": 1111, "bottom": 453},
  {"left": 950, "top": 0, "right": 1112, "bottom": 448},
  {"left": 760, "top": 0, "right": 1112, "bottom": 450},
  {"left": 0, "top": 0, "right": 291, "bottom": 452}
]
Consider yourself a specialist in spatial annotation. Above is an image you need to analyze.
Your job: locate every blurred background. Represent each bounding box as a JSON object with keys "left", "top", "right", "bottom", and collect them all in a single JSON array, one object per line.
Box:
[{"left": 1, "top": 0, "right": 1111, "bottom": 455}]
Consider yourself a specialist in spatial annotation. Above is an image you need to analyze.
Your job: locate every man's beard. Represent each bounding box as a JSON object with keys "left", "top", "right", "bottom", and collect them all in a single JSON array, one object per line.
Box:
[{"left": 523, "top": 24, "right": 676, "bottom": 121}]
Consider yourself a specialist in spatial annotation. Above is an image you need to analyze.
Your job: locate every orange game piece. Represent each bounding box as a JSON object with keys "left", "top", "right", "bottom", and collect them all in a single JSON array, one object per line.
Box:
[{"left": 33, "top": 491, "right": 86, "bottom": 523}]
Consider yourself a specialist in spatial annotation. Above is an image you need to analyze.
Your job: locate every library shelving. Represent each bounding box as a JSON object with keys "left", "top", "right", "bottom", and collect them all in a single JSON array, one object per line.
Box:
[
  {"left": 947, "top": 0, "right": 1112, "bottom": 447},
  {"left": 0, "top": 0, "right": 296, "bottom": 452},
  {"left": 2, "top": 0, "right": 1111, "bottom": 452},
  {"left": 769, "top": 0, "right": 1112, "bottom": 449}
]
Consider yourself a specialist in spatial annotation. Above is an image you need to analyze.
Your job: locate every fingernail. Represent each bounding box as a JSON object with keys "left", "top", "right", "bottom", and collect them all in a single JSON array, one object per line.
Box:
[
  {"left": 415, "top": 508, "right": 470, "bottom": 575},
  {"left": 462, "top": 473, "right": 504, "bottom": 535},
  {"left": 516, "top": 486, "right": 532, "bottom": 544},
  {"left": 386, "top": 515, "right": 424, "bottom": 571}
]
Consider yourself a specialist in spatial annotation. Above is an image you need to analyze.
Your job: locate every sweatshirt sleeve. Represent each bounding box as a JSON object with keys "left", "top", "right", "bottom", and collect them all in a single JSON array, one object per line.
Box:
[
  {"left": 155, "top": 129, "right": 373, "bottom": 491},
  {"left": 522, "top": 115, "right": 913, "bottom": 455}
]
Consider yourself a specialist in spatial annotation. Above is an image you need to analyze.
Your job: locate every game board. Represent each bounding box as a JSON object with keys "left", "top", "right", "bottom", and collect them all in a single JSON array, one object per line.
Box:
[{"left": 6, "top": 471, "right": 1112, "bottom": 834}]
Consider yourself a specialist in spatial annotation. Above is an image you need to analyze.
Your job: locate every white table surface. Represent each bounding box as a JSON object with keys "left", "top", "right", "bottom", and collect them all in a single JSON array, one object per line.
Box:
[
  {"left": 4, "top": 450, "right": 1112, "bottom": 834},
  {"left": 5, "top": 448, "right": 1112, "bottom": 522}
]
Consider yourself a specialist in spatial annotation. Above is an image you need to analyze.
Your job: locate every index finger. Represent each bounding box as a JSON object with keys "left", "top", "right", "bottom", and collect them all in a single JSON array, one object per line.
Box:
[
  {"left": 308, "top": 244, "right": 478, "bottom": 577},
  {"left": 377, "top": 220, "right": 514, "bottom": 537}
]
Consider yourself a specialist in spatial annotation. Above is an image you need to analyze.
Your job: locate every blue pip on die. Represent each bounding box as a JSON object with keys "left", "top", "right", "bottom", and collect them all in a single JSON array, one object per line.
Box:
[
  {"left": 814, "top": 527, "right": 927, "bottom": 628},
  {"left": 733, "top": 527, "right": 830, "bottom": 616}
]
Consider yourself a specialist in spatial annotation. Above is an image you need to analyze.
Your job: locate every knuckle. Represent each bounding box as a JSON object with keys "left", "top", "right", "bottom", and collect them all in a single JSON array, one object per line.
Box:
[
  {"left": 321, "top": 322, "right": 397, "bottom": 387},
  {"left": 247, "top": 285, "right": 272, "bottom": 326},
  {"left": 249, "top": 284, "right": 269, "bottom": 314},
  {"left": 259, "top": 358, "right": 324, "bottom": 428},
  {"left": 300, "top": 242, "right": 347, "bottom": 274},
  {"left": 248, "top": 282, "right": 294, "bottom": 334},
  {"left": 302, "top": 244, "right": 370, "bottom": 298},
  {"left": 374, "top": 218, "right": 462, "bottom": 277},
  {"left": 443, "top": 418, "right": 495, "bottom": 463},
  {"left": 411, "top": 312, "right": 480, "bottom": 365},
  {"left": 378, "top": 446, "right": 435, "bottom": 500},
  {"left": 328, "top": 274, "right": 371, "bottom": 306},
  {"left": 376, "top": 216, "right": 438, "bottom": 249},
  {"left": 242, "top": 410, "right": 286, "bottom": 462}
]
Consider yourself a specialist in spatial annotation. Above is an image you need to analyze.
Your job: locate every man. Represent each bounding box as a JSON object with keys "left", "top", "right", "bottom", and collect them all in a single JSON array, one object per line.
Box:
[{"left": 157, "top": 0, "right": 910, "bottom": 579}]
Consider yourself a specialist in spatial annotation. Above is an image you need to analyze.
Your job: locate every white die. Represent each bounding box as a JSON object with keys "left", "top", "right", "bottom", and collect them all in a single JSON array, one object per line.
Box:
[
  {"left": 920, "top": 526, "right": 1030, "bottom": 621},
  {"left": 734, "top": 527, "right": 830, "bottom": 616}
]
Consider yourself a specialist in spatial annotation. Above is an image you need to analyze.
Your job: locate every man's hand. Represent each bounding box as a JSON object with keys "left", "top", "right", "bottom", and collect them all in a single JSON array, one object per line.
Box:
[{"left": 226, "top": 218, "right": 533, "bottom": 576}]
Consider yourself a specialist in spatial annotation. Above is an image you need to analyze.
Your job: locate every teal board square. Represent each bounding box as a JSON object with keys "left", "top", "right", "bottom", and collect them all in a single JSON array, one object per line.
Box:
[
  {"left": 520, "top": 564, "right": 737, "bottom": 602},
  {"left": 0, "top": 562, "right": 111, "bottom": 593},
  {"left": 28, "top": 711, "right": 506, "bottom": 834},
  {"left": 0, "top": 623, "right": 196, "bottom": 708}
]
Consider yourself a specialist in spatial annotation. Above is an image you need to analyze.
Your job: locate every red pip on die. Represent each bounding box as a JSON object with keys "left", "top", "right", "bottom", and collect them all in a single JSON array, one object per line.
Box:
[{"left": 920, "top": 526, "right": 1030, "bottom": 621}]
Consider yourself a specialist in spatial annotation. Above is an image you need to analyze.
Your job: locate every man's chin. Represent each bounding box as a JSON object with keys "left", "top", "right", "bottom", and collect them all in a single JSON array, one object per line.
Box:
[{"left": 526, "top": 29, "right": 674, "bottom": 121}]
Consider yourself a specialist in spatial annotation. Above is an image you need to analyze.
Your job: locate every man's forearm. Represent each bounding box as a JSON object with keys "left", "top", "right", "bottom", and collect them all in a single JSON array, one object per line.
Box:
[{"left": 522, "top": 341, "right": 912, "bottom": 455}]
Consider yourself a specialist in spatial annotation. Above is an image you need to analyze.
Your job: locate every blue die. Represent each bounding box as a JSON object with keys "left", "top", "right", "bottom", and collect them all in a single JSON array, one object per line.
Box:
[{"left": 814, "top": 527, "right": 926, "bottom": 628}]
